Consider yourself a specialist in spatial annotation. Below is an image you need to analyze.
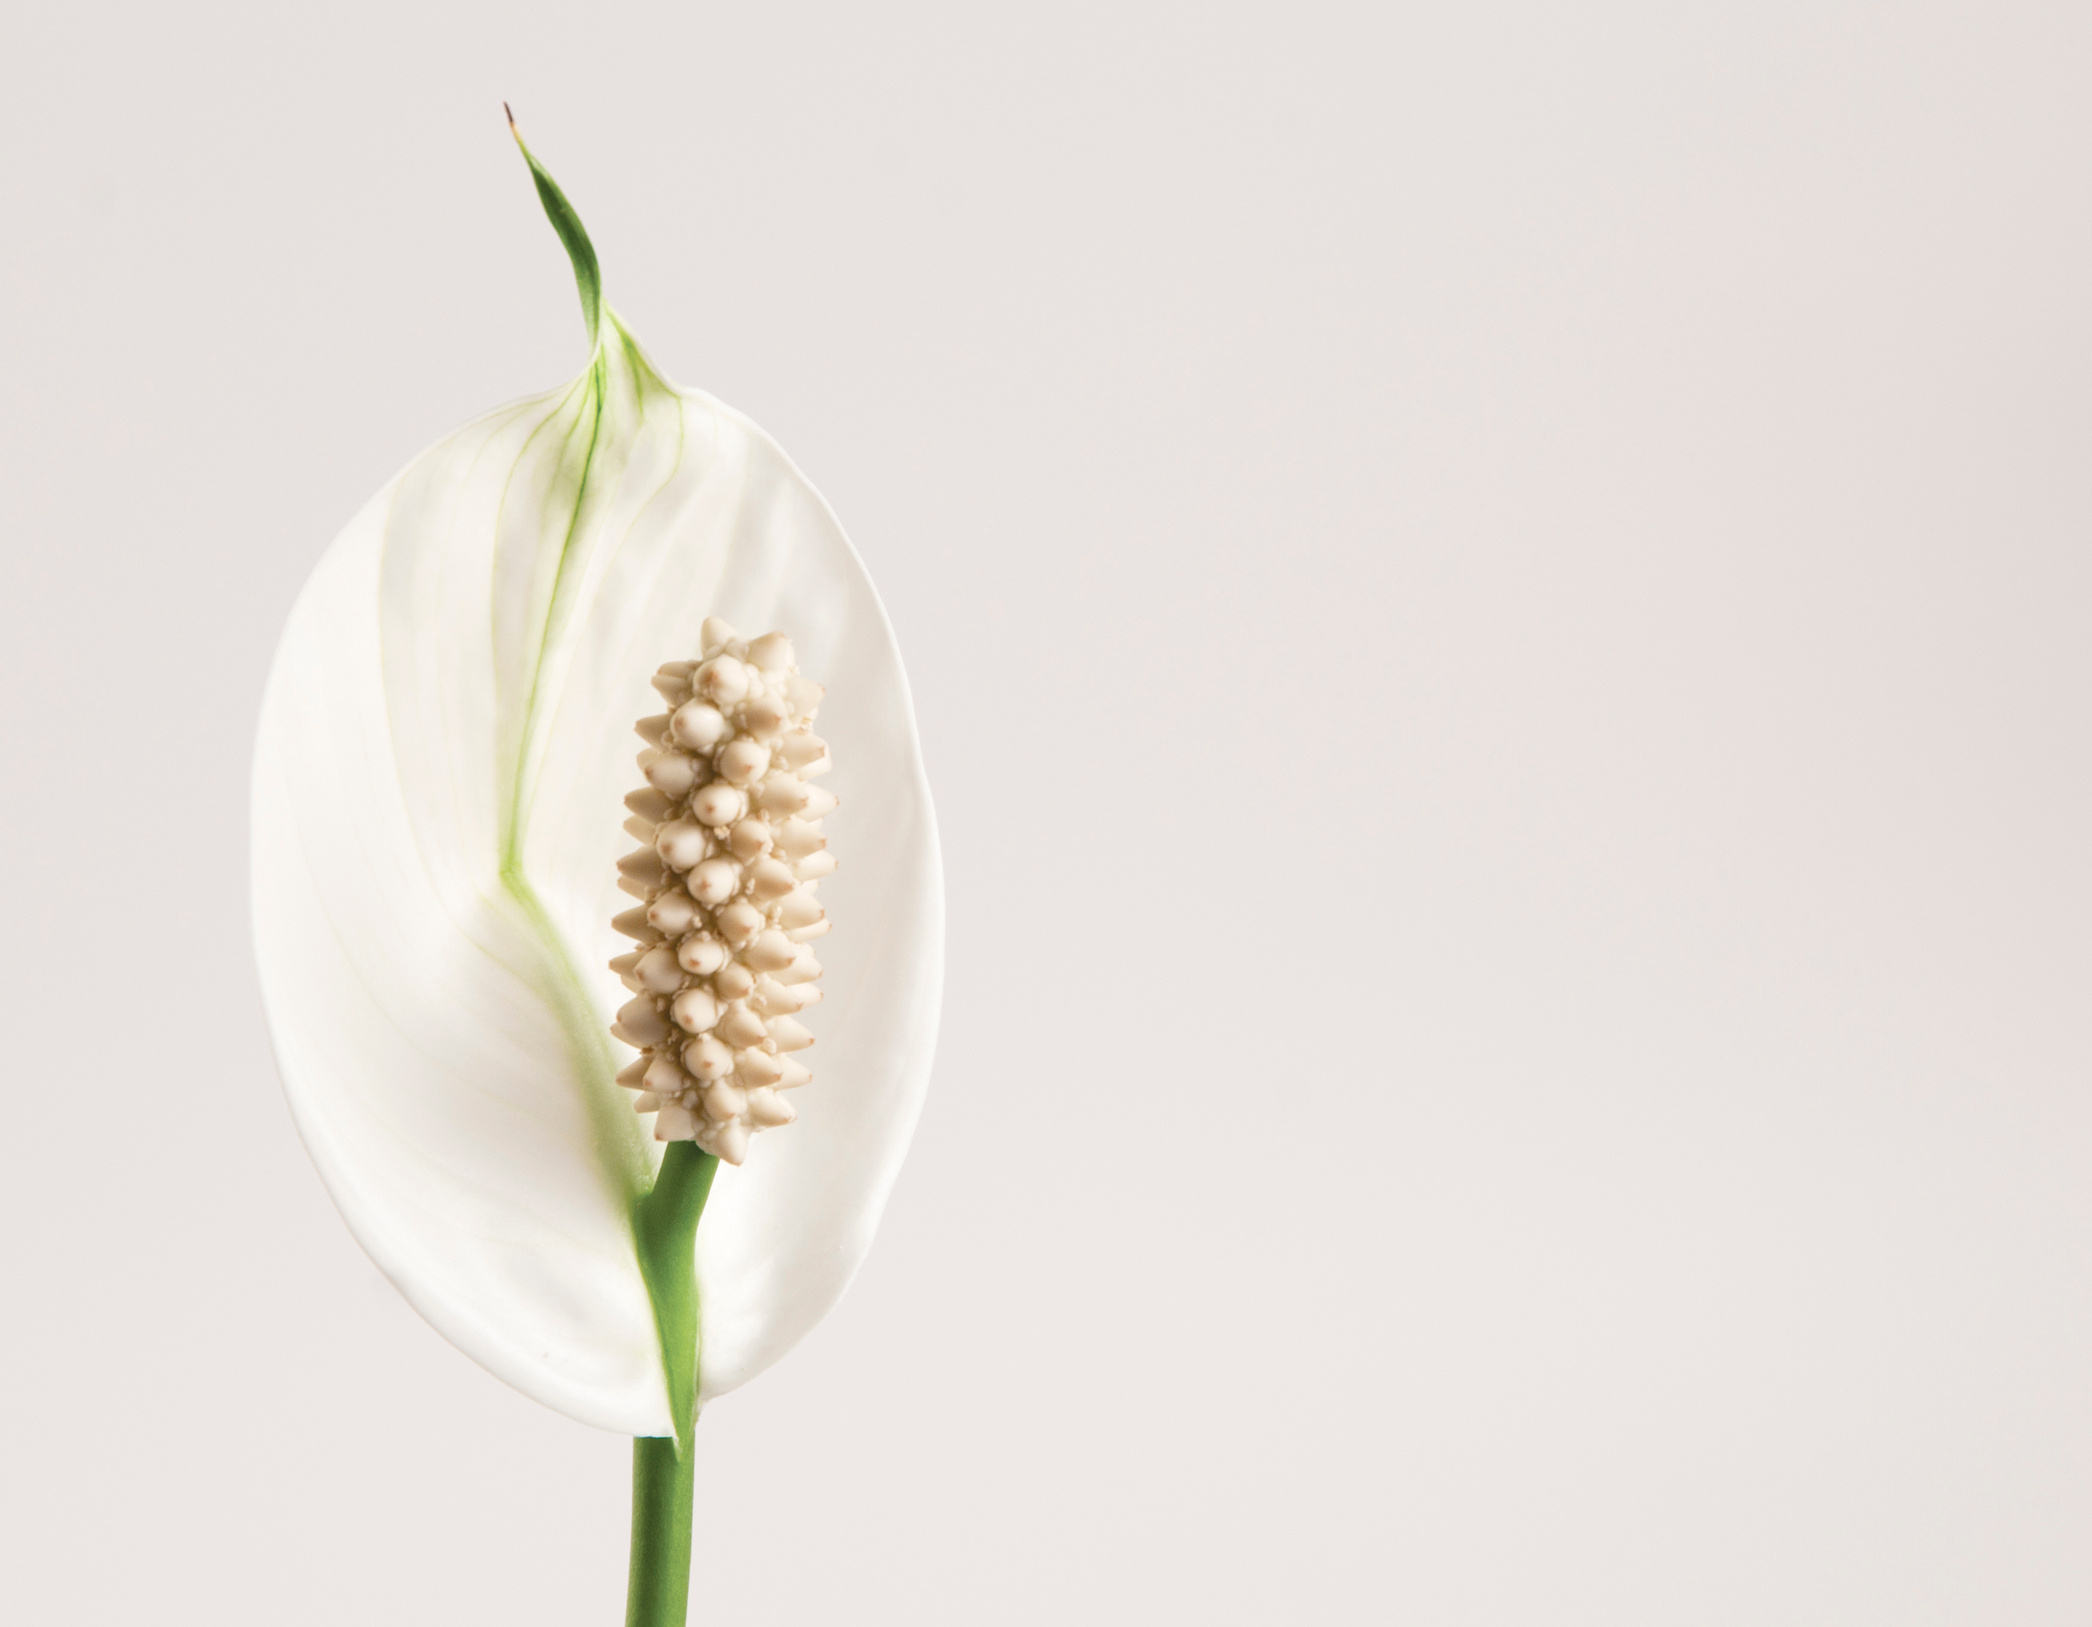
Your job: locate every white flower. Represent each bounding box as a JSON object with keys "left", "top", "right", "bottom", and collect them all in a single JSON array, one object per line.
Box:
[{"left": 249, "top": 126, "right": 942, "bottom": 1438}]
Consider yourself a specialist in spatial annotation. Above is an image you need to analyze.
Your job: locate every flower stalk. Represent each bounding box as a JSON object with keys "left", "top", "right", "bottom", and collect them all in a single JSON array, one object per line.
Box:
[
  {"left": 627, "top": 1140, "right": 718, "bottom": 1626},
  {"left": 613, "top": 615, "right": 829, "bottom": 1609}
]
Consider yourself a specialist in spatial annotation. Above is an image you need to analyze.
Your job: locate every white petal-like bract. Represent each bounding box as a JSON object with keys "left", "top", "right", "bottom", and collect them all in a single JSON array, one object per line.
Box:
[{"left": 252, "top": 298, "right": 942, "bottom": 1430}]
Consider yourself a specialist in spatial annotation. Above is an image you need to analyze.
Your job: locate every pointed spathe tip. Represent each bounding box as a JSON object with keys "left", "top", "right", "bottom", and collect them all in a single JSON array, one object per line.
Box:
[{"left": 503, "top": 109, "right": 604, "bottom": 347}]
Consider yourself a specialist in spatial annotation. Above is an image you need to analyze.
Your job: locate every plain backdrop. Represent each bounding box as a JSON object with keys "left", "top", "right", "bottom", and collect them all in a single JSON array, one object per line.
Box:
[{"left": 3, "top": 2, "right": 2090, "bottom": 1622}]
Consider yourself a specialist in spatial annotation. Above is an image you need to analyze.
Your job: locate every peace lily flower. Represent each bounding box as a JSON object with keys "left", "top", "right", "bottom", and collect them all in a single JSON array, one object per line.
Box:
[{"left": 250, "top": 116, "right": 942, "bottom": 1623}]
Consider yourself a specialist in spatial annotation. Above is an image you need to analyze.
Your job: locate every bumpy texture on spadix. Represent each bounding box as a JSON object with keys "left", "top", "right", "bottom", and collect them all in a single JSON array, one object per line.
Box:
[
  {"left": 612, "top": 619, "right": 836, "bottom": 1164},
  {"left": 250, "top": 141, "right": 942, "bottom": 1435}
]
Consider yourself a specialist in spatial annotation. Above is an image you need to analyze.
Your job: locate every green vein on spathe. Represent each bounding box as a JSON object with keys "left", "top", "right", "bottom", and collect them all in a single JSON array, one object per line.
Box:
[
  {"left": 496, "top": 118, "right": 709, "bottom": 1449},
  {"left": 501, "top": 371, "right": 604, "bottom": 873},
  {"left": 496, "top": 109, "right": 612, "bottom": 896},
  {"left": 484, "top": 365, "right": 636, "bottom": 1193}
]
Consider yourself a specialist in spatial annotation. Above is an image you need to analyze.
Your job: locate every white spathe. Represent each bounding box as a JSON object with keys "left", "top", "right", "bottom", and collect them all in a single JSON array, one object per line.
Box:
[{"left": 251, "top": 327, "right": 943, "bottom": 1434}]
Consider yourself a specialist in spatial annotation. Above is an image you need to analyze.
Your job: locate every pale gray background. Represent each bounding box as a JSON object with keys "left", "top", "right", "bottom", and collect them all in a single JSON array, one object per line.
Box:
[{"left": 2, "top": 1, "right": 2088, "bottom": 1622}]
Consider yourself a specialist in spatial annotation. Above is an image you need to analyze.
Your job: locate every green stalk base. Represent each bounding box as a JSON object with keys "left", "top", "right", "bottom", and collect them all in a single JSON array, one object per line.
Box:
[
  {"left": 625, "top": 1141, "right": 719, "bottom": 1627},
  {"left": 628, "top": 1436, "right": 697, "bottom": 1627}
]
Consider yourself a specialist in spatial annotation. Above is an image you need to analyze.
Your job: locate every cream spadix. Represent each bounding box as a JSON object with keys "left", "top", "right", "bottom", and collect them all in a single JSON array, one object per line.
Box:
[
  {"left": 612, "top": 621, "right": 833, "bottom": 1167},
  {"left": 249, "top": 125, "right": 942, "bottom": 1436}
]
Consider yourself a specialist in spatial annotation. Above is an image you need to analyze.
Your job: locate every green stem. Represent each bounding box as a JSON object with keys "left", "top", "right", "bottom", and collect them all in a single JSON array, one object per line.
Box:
[
  {"left": 628, "top": 1438, "right": 697, "bottom": 1627},
  {"left": 627, "top": 1141, "right": 719, "bottom": 1627}
]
